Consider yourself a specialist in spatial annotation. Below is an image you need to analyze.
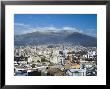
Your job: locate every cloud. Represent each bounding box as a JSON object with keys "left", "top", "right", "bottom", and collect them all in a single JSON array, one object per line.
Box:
[
  {"left": 14, "top": 23, "right": 34, "bottom": 35},
  {"left": 14, "top": 23, "right": 30, "bottom": 27},
  {"left": 14, "top": 23, "right": 96, "bottom": 37},
  {"left": 84, "top": 29, "right": 97, "bottom": 37},
  {"left": 62, "top": 27, "right": 83, "bottom": 33},
  {"left": 62, "top": 27, "right": 76, "bottom": 30}
]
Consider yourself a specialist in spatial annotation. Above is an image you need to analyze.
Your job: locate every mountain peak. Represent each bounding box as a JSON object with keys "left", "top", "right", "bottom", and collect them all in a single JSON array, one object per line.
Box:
[{"left": 14, "top": 30, "right": 96, "bottom": 47}]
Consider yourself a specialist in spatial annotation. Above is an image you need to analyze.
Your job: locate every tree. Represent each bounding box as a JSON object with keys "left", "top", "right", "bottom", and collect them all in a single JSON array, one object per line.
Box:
[
  {"left": 31, "top": 64, "right": 36, "bottom": 68},
  {"left": 41, "top": 57, "right": 46, "bottom": 62},
  {"left": 41, "top": 57, "right": 48, "bottom": 62},
  {"left": 37, "top": 60, "right": 40, "bottom": 63}
]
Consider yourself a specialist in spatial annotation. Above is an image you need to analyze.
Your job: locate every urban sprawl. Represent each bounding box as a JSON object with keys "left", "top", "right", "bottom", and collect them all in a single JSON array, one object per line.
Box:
[{"left": 14, "top": 44, "right": 97, "bottom": 76}]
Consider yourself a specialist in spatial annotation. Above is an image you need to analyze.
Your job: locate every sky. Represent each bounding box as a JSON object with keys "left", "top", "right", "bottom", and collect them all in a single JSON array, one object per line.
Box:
[{"left": 14, "top": 14, "right": 97, "bottom": 37}]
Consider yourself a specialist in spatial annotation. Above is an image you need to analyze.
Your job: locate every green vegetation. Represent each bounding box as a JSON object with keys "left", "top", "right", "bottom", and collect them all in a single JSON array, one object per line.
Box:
[
  {"left": 37, "top": 60, "right": 40, "bottom": 62},
  {"left": 41, "top": 57, "right": 48, "bottom": 62},
  {"left": 31, "top": 64, "right": 36, "bottom": 68}
]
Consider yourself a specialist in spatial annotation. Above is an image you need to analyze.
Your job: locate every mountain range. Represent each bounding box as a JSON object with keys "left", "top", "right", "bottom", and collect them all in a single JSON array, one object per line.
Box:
[{"left": 14, "top": 30, "right": 97, "bottom": 47}]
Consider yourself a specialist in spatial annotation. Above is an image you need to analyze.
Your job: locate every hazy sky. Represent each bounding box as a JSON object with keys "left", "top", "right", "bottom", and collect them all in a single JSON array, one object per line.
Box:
[{"left": 14, "top": 14, "right": 97, "bottom": 37}]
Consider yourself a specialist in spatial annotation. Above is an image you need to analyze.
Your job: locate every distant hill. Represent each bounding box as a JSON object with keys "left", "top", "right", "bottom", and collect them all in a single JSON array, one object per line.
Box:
[
  {"left": 65, "top": 32, "right": 97, "bottom": 47},
  {"left": 14, "top": 30, "right": 97, "bottom": 47}
]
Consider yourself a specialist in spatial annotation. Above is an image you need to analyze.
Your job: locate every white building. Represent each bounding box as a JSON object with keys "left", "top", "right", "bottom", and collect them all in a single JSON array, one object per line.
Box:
[
  {"left": 66, "top": 69, "right": 86, "bottom": 76},
  {"left": 27, "top": 55, "right": 41, "bottom": 63}
]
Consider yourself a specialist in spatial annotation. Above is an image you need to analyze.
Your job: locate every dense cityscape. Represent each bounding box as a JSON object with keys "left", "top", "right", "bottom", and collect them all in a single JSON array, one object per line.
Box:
[
  {"left": 14, "top": 44, "right": 97, "bottom": 76},
  {"left": 14, "top": 14, "right": 97, "bottom": 76}
]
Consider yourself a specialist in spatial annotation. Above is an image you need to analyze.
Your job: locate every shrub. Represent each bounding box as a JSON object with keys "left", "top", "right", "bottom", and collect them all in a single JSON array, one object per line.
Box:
[{"left": 31, "top": 64, "right": 36, "bottom": 68}]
